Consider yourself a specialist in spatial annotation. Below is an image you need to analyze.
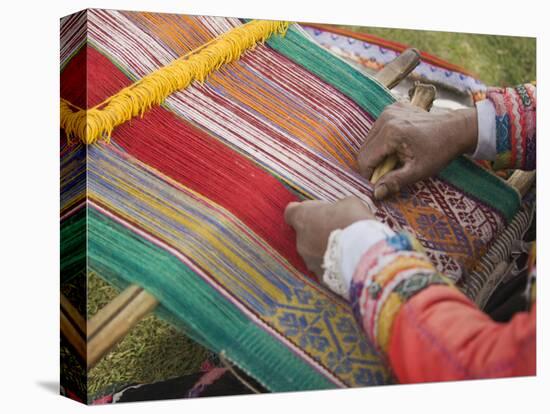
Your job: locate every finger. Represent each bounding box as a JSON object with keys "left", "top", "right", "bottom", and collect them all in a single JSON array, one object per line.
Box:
[
  {"left": 358, "top": 136, "right": 395, "bottom": 180},
  {"left": 302, "top": 255, "right": 324, "bottom": 279},
  {"left": 363, "top": 116, "right": 386, "bottom": 146},
  {"left": 284, "top": 200, "right": 327, "bottom": 228},
  {"left": 284, "top": 201, "right": 301, "bottom": 227},
  {"left": 374, "top": 163, "right": 418, "bottom": 200}
]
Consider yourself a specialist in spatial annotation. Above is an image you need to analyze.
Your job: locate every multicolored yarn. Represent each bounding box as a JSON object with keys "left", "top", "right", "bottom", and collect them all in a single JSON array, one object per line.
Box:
[
  {"left": 61, "top": 19, "right": 290, "bottom": 144},
  {"left": 301, "top": 24, "right": 487, "bottom": 98},
  {"left": 60, "top": 10, "right": 524, "bottom": 394},
  {"left": 349, "top": 233, "right": 454, "bottom": 353},
  {"left": 487, "top": 84, "right": 537, "bottom": 171}
]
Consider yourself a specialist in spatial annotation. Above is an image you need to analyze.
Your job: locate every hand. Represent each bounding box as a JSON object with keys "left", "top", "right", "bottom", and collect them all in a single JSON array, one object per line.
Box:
[
  {"left": 358, "top": 102, "right": 478, "bottom": 200},
  {"left": 284, "top": 197, "right": 375, "bottom": 279}
]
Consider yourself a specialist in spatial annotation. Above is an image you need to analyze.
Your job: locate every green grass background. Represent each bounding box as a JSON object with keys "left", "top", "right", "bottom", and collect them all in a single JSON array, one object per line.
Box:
[
  {"left": 86, "top": 24, "right": 536, "bottom": 396},
  {"left": 340, "top": 25, "right": 536, "bottom": 86},
  {"left": 87, "top": 273, "right": 209, "bottom": 396}
]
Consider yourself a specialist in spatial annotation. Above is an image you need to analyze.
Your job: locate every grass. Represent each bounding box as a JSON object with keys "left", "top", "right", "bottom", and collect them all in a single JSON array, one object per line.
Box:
[
  {"left": 340, "top": 25, "right": 536, "bottom": 86},
  {"left": 87, "top": 273, "right": 209, "bottom": 396}
]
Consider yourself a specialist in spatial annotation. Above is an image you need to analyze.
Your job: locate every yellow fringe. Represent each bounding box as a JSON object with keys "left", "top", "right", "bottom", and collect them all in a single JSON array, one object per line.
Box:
[{"left": 61, "top": 20, "right": 290, "bottom": 145}]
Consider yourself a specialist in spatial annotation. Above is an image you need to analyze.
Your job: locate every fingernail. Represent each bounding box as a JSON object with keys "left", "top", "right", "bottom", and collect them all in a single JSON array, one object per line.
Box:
[
  {"left": 364, "top": 168, "right": 373, "bottom": 180},
  {"left": 374, "top": 184, "right": 388, "bottom": 200}
]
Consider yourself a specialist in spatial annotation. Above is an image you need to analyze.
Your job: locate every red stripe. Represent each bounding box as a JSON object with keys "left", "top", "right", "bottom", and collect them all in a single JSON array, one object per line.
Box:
[
  {"left": 60, "top": 46, "right": 86, "bottom": 108},
  {"left": 516, "top": 92, "right": 528, "bottom": 169},
  {"left": 502, "top": 89, "right": 518, "bottom": 168},
  {"left": 61, "top": 45, "right": 312, "bottom": 277}
]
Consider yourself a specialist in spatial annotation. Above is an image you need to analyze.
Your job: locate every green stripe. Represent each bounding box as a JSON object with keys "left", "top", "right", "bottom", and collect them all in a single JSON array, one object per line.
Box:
[
  {"left": 86, "top": 208, "right": 337, "bottom": 392},
  {"left": 267, "top": 25, "right": 394, "bottom": 118},
  {"left": 268, "top": 25, "right": 520, "bottom": 221},
  {"left": 60, "top": 207, "right": 86, "bottom": 284},
  {"left": 439, "top": 157, "right": 520, "bottom": 222}
]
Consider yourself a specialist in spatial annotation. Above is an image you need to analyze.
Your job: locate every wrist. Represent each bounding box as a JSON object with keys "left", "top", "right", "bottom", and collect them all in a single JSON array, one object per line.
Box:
[
  {"left": 351, "top": 233, "right": 455, "bottom": 354},
  {"left": 453, "top": 108, "right": 478, "bottom": 155},
  {"left": 471, "top": 99, "right": 497, "bottom": 161},
  {"left": 321, "top": 220, "right": 395, "bottom": 299}
]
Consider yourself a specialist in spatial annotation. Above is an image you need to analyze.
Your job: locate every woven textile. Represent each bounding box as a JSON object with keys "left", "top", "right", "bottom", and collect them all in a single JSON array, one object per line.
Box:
[
  {"left": 60, "top": 10, "right": 521, "bottom": 392},
  {"left": 302, "top": 24, "right": 487, "bottom": 97},
  {"left": 459, "top": 201, "right": 535, "bottom": 306}
]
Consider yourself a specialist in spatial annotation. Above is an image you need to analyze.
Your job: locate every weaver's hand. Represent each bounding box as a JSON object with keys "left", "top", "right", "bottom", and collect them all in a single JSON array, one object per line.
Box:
[
  {"left": 284, "top": 197, "right": 375, "bottom": 279},
  {"left": 358, "top": 102, "right": 478, "bottom": 200}
]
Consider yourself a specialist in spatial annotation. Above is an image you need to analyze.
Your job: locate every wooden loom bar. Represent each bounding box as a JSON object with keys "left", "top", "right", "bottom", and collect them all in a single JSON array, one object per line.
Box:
[
  {"left": 374, "top": 48, "right": 421, "bottom": 90},
  {"left": 507, "top": 170, "right": 536, "bottom": 197},
  {"left": 87, "top": 286, "right": 158, "bottom": 369},
  {"left": 61, "top": 293, "right": 87, "bottom": 361},
  {"left": 87, "top": 284, "right": 142, "bottom": 339}
]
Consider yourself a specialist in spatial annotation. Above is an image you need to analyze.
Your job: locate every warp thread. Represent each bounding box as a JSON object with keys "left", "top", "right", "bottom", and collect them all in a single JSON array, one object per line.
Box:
[
  {"left": 61, "top": 20, "right": 521, "bottom": 280},
  {"left": 60, "top": 19, "right": 290, "bottom": 144}
]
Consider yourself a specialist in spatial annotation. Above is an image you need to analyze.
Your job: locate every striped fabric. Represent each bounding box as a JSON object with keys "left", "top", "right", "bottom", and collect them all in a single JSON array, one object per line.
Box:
[
  {"left": 487, "top": 84, "right": 537, "bottom": 170},
  {"left": 60, "top": 9, "right": 522, "bottom": 393}
]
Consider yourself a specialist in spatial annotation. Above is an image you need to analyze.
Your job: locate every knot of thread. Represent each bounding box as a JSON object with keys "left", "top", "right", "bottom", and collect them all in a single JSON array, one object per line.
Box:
[{"left": 60, "top": 20, "right": 290, "bottom": 144}]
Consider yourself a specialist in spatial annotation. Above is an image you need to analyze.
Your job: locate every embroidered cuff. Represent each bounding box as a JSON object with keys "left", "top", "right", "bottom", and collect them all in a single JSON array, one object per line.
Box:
[
  {"left": 321, "top": 220, "right": 396, "bottom": 299},
  {"left": 486, "top": 84, "right": 537, "bottom": 170},
  {"left": 350, "top": 232, "right": 454, "bottom": 354},
  {"left": 472, "top": 99, "right": 497, "bottom": 160}
]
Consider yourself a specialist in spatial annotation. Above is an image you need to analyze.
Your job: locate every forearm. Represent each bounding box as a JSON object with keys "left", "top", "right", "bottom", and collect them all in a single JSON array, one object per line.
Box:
[
  {"left": 389, "top": 286, "right": 536, "bottom": 383},
  {"left": 345, "top": 232, "right": 454, "bottom": 354},
  {"left": 322, "top": 221, "right": 536, "bottom": 383}
]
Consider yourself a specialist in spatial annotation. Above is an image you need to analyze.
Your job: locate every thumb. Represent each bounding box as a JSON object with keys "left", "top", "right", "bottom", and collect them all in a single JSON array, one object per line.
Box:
[
  {"left": 284, "top": 201, "right": 301, "bottom": 227},
  {"left": 374, "top": 165, "right": 416, "bottom": 200},
  {"left": 358, "top": 140, "right": 395, "bottom": 180}
]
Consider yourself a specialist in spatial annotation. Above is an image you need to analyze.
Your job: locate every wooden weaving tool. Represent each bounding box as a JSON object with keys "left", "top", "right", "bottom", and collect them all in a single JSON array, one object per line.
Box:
[
  {"left": 61, "top": 293, "right": 86, "bottom": 362},
  {"left": 370, "top": 81, "right": 437, "bottom": 184},
  {"left": 87, "top": 285, "right": 158, "bottom": 369},
  {"left": 369, "top": 83, "right": 536, "bottom": 192},
  {"left": 374, "top": 48, "right": 421, "bottom": 89}
]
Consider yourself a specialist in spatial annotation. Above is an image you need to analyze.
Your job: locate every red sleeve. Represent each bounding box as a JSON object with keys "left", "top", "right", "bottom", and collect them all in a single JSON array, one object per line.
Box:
[
  {"left": 348, "top": 231, "right": 536, "bottom": 384},
  {"left": 388, "top": 285, "right": 536, "bottom": 383}
]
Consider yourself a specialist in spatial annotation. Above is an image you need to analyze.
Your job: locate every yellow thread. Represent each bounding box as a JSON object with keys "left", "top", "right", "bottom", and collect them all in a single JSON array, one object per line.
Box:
[
  {"left": 60, "top": 20, "right": 290, "bottom": 144},
  {"left": 92, "top": 159, "right": 286, "bottom": 301},
  {"left": 377, "top": 293, "right": 403, "bottom": 352}
]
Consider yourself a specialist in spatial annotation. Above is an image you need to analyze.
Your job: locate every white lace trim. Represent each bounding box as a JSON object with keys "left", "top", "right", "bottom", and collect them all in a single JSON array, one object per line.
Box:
[{"left": 321, "top": 229, "right": 350, "bottom": 300}]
